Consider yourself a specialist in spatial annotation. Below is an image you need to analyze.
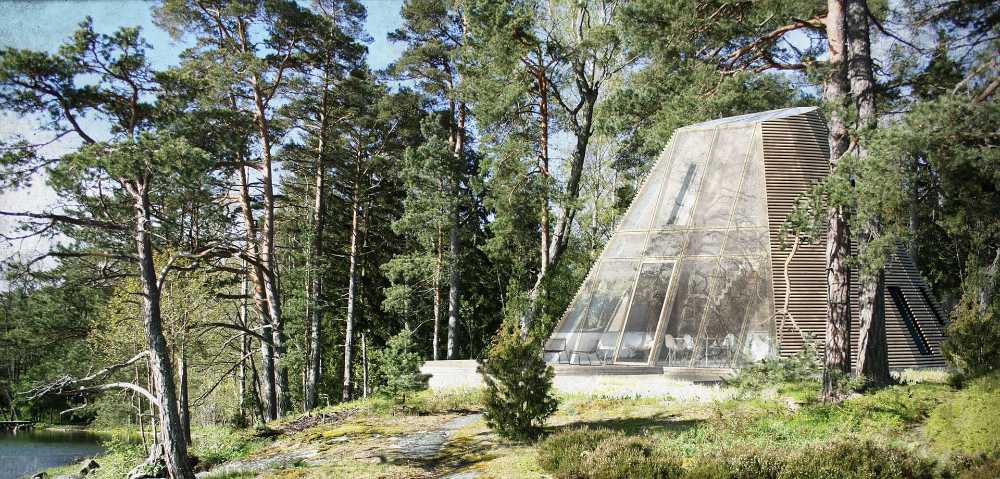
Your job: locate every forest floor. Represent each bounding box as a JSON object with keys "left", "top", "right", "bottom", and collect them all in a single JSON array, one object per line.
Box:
[{"left": 45, "top": 369, "right": 997, "bottom": 479}]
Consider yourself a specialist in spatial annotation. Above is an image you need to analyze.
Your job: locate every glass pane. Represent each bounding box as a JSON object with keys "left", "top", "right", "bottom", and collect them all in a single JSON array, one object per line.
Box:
[
  {"left": 616, "top": 262, "right": 673, "bottom": 363},
  {"left": 731, "top": 130, "right": 768, "bottom": 227},
  {"left": 723, "top": 228, "right": 771, "bottom": 256},
  {"left": 652, "top": 130, "right": 715, "bottom": 227},
  {"left": 551, "top": 265, "right": 601, "bottom": 356},
  {"left": 569, "top": 260, "right": 639, "bottom": 363},
  {"left": 690, "top": 127, "right": 754, "bottom": 227},
  {"left": 742, "top": 255, "right": 774, "bottom": 363},
  {"left": 646, "top": 231, "right": 688, "bottom": 257},
  {"left": 620, "top": 152, "right": 670, "bottom": 230},
  {"left": 696, "top": 257, "right": 768, "bottom": 367},
  {"left": 657, "top": 259, "right": 717, "bottom": 366},
  {"left": 605, "top": 232, "right": 646, "bottom": 258},
  {"left": 687, "top": 230, "right": 725, "bottom": 256}
]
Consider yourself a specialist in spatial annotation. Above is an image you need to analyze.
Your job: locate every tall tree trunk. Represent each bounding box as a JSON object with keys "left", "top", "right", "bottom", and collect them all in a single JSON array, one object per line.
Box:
[
  {"left": 343, "top": 179, "right": 361, "bottom": 402},
  {"left": 304, "top": 95, "right": 329, "bottom": 412},
  {"left": 251, "top": 80, "right": 289, "bottom": 417},
  {"left": 447, "top": 212, "right": 460, "bottom": 359},
  {"left": 447, "top": 102, "right": 465, "bottom": 360},
  {"left": 521, "top": 64, "right": 551, "bottom": 337},
  {"left": 238, "top": 272, "right": 248, "bottom": 419},
  {"left": 822, "top": 0, "right": 853, "bottom": 400},
  {"left": 538, "top": 68, "right": 551, "bottom": 282},
  {"left": 177, "top": 343, "right": 191, "bottom": 443},
  {"left": 908, "top": 157, "right": 921, "bottom": 271},
  {"left": 979, "top": 248, "right": 1000, "bottom": 315},
  {"left": 548, "top": 88, "right": 596, "bottom": 268},
  {"left": 433, "top": 227, "right": 442, "bottom": 361},
  {"left": 236, "top": 166, "right": 277, "bottom": 420},
  {"left": 133, "top": 181, "right": 194, "bottom": 479},
  {"left": 361, "top": 332, "right": 369, "bottom": 399},
  {"left": 848, "top": 0, "right": 890, "bottom": 388}
]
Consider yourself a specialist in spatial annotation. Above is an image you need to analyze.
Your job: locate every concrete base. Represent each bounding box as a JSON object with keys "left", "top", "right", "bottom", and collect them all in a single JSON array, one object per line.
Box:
[{"left": 420, "top": 360, "right": 735, "bottom": 399}]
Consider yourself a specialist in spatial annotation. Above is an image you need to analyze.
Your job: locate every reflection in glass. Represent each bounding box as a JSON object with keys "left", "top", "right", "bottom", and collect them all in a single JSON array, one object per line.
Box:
[
  {"left": 568, "top": 260, "right": 638, "bottom": 364},
  {"left": 652, "top": 130, "right": 714, "bottom": 227},
  {"left": 620, "top": 155, "right": 669, "bottom": 230},
  {"left": 606, "top": 232, "right": 646, "bottom": 258},
  {"left": 646, "top": 231, "right": 689, "bottom": 257},
  {"left": 690, "top": 127, "right": 753, "bottom": 227},
  {"left": 547, "top": 122, "right": 777, "bottom": 369},
  {"left": 687, "top": 230, "right": 725, "bottom": 256},
  {"left": 722, "top": 228, "right": 770, "bottom": 256},
  {"left": 697, "top": 257, "right": 767, "bottom": 367},
  {"left": 731, "top": 133, "right": 768, "bottom": 228},
  {"left": 616, "top": 262, "right": 673, "bottom": 363},
  {"left": 658, "top": 259, "right": 716, "bottom": 366}
]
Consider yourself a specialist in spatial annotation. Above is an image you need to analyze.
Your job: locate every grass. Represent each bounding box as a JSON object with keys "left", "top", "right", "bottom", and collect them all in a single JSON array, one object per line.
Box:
[{"left": 43, "top": 370, "right": 994, "bottom": 479}]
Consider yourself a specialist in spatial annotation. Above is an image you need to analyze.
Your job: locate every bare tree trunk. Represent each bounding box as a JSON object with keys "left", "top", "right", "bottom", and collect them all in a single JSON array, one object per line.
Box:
[
  {"left": 304, "top": 95, "right": 329, "bottom": 411},
  {"left": 177, "top": 344, "right": 191, "bottom": 443},
  {"left": 433, "top": 227, "right": 442, "bottom": 361},
  {"left": 251, "top": 79, "right": 289, "bottom": 418},
  {"left": 238, "top": 273, "right": 248, "bottom": 420},
  {"left": 908, "top": 157, "right": 921, "bottom": 271},
  {"left": 361, "top": 332, "right": 369, "bottom": 399},
  {"left": 236, "top": 166, "right": 277, "bottom": 420},
  {"left": 848, "top": 0, "right": 890, "bottom": 388},
  {"left": 548, "top": 88, "right": 596, "bottom": 269},
  {"left": 133, "top": 182, "right": 194, "bottom": 479},
  {"left": 822, "top": 0, "right": 853, "bottom": 401},
  {"left": 447, "top": 102, "right": 465, "bottom": 360},
  {"left": 521, "top": 64, "right": 551, "bottom": 337},
  {"left": 343, "top": 180, "right": 361, "bottom": 402},
  {"left": 538, "top": 68, "right": 551, "bottom": 282},
  {"left": 447, "top": 213, "right": 460, "bottom": 359},
  {"left": 979, "top": 248, "right": 1000, "bottom": 314}
]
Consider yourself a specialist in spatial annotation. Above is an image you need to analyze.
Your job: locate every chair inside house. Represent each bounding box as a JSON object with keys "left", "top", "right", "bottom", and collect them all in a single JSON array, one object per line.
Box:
[
  {"left": 543, "top": 337, "right": 568, "bottom": 364},
  {"left": 617, "top": 332, "right": 654, "bottom": 362},
  {"left": 663, "top": 334, "right": 681, "bottom": 366},
  {"left": 569, "top": 331, "right": 603, "bottom": 365},
  {"left": 703, "top": 333, "right": 737, "bottom": 367}
]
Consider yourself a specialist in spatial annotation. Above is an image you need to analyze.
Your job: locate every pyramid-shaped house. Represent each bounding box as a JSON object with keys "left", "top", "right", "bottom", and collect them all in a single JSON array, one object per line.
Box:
[{"left": 548, "top": 107, "right": 947, "bottom": 370}]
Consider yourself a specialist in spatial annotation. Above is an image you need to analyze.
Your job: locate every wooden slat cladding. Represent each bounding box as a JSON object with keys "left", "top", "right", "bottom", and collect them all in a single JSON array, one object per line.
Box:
[
  {"left": 761, "top": 111, "right": 831, "bottom": 356},
  {"left": 762, "top": 109, "right": 947, "bottom": 368},
  {"left": 848, "top": 244, "right": 947, "bottom": 368}
]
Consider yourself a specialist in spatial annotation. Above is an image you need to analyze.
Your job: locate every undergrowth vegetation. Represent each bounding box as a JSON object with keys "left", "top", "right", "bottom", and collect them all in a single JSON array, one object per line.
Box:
[
  {"left": 537, "top": 373, "right": 994, "bottom": 479},
  {"left": 927, "top": 372, "right": 1000, "bottom": 456}
]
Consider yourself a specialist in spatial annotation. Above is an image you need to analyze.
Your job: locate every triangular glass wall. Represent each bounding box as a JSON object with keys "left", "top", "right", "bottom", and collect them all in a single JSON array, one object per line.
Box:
[{"left": 549, "top": 119, "right": 775, "bottom": 368}]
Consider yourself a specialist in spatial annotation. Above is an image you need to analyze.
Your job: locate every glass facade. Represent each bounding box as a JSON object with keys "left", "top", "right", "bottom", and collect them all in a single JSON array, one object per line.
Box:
[{"left": 550, "top": 124, "right": 775, "bottom": 368}]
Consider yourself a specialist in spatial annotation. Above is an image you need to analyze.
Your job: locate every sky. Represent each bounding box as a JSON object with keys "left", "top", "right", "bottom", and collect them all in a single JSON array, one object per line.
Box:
[{"left": 0, "top": 0, "right": 405, "bottom": 267}]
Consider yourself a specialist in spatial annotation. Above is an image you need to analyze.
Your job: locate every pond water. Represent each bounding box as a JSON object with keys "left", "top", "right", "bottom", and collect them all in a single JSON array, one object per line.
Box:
[{"left": 0, "top": 429, "right": 104, "bottom": 479}]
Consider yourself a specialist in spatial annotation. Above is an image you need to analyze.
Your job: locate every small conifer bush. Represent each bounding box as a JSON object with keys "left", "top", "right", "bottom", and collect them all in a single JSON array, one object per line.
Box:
[
  {"left": 374, "top": 329, "right": 427, "bottom": 402},
  {"left": 478, "top": 329, "right": 558, "bottom": 441}
]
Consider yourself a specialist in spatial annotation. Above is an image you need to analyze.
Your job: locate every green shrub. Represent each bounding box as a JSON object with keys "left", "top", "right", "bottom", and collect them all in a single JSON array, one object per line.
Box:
[
  {"left": 537, "top": 428, "right": 619, "bottom": 478},
  {"left": 927, "top": 372, "right": 1000, "bottom": 456},
  {"left": 690, "top": 447, "right": 787, "bottom": 479},
  {"left": 583, "top": 435, "right": 683, "bottom": 479},
  {"left": 942, "top": 294, "right": 1000, "bottom": 378},
  {"left": 373, "top": 329, "right": 427, "bottom": 402},
  {"left": 727, "top": 339, "right": 821, "bottom": 395},
  {"left": 777, "top": 438, "right": 938, "bottom": 479},
  {"left": 478, "top": 329, "right": 558, "bottom": 441},
  {"left": 958, "top": 458, "right": 1000, "bottom": 479}
]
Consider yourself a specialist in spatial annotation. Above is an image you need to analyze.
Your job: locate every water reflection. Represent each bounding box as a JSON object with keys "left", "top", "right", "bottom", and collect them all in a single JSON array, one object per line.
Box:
[{"left": 0, "top": 429, "right": 105, "bottom": 479}]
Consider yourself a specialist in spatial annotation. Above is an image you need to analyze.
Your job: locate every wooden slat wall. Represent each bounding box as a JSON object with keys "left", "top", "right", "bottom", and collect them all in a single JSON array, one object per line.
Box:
[
  {"left": 761, "top": 111, "right": 831, "bottom": 356},
  {"left": 762, "top": 110, "right": 947, "bottom": 368},
  {"left": 848, "top": 245, "right": 947, "bottom": 368}
]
